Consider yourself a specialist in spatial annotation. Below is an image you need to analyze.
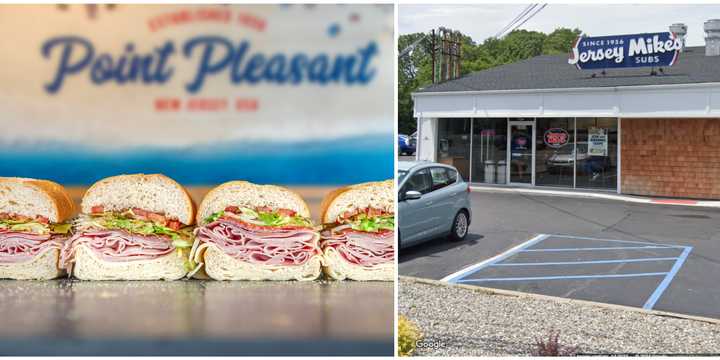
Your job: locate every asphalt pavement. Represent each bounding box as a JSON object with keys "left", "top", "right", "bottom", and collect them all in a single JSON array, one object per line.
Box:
[{"left": 399, "top": 191, "right": 720, "bottom": 319}]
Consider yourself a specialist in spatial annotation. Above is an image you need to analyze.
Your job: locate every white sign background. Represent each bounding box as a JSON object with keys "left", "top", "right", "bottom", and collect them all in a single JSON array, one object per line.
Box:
[{"left": 0, "top": 4, "right": 394, "bottom": 149}]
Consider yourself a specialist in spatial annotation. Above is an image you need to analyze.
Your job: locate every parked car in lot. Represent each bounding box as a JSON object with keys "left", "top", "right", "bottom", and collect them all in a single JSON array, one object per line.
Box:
[
  {"left": 398, "top": 134, "right": 416, "bottom": 156},
  {"left": 398, "top": 161, "right": 472, "bottom": 249}
]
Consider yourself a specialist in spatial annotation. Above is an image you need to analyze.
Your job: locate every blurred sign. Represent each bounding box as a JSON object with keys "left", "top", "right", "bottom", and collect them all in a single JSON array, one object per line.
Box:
[
  {"left": 543, "top": 128, "right": 569, "bottom": 148},
  {"left": 588, "top": 128, "right": 608, "bottom": 156},
  {"left": 569, "top": 32, "right": 681, "bottom": 70},
  {"left": 0, "top": 5, "right": 394, "bottom": 185}
]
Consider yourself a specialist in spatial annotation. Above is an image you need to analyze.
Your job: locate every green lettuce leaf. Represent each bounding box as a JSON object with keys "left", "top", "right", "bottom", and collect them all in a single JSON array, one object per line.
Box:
[
  {"left": 205, "top": 207, "right": 313, "bottom": 228},
  {"left": 350, "top": 215, "right": 395, "bottom": 233}
]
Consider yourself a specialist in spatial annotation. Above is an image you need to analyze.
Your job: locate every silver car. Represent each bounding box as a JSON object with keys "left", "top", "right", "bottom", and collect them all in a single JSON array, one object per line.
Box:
[{"left": 398, "top": 161, "right": 472, "bottom": 249}]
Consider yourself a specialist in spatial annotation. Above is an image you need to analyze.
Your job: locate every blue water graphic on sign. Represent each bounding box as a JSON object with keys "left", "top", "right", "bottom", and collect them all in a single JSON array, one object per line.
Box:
[
  {"left": 569, "top": 32, "right": 681, "bottom": 70},
  {"left": 0, "top": 135, "right": 392, "bottom": 186}
]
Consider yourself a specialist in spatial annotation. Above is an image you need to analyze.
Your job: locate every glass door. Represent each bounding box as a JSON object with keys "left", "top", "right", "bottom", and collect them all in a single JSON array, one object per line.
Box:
[{"left": 507, "top": 121, "right": 535, "bottom": 185}]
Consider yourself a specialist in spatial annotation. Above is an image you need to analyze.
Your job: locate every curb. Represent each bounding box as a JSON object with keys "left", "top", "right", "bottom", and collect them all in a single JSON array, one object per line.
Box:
[
  {"left": 469, "top": 186, "right": 720, "bottom": 209},
  {"left": 399, "top": 275, "right": 720, "bottom": 325}
]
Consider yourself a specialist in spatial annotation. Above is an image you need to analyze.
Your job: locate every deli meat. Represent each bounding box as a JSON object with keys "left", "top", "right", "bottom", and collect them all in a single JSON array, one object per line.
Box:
[
  {"left": 0, "top": 231, "right": 65, "bottom": 264},
  {"left": 193, "top": 219, "right": 321, "bottom": 266},
  {"left": 61, "top": 230, "right": 175, "bottom": 269},
  {"left": 321, "top": 230, "right": 394, "bottom": 267}
]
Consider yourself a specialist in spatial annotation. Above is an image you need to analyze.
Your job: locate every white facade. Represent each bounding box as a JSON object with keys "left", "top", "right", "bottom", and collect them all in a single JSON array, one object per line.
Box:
[{"left": 413, "top": 82, "right": 720, "bottom": 163}]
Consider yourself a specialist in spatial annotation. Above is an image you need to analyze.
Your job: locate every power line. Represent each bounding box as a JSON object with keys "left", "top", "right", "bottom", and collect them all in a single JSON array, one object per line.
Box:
[
  {"left": 499, "top": 3, "right": 547, "bottom": 38},
  {"left": 494, "top": 4, "right": 537, "bottom": 39}
]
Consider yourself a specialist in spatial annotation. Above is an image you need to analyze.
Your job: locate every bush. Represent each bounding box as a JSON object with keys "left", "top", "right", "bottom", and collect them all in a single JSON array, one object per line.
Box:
[
  {"left": 532, "top": 329, "right": 577, "bottom": 356},
  {"left": 398, "top": 315, "right": 422, "bottom": 356}
]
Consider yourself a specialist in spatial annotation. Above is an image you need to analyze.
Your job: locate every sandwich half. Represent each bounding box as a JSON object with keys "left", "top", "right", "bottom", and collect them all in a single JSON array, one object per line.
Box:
[
  {"left": 320, "top": 180, "right": 395, "bottom": 281},
  {"left": 61, "top": 174, "right": 195, "bottom": 280},
  {"left": 0, "top": 177, "right": 75, "bottom": 280},
  {"left": 190, "top": 181, "right": 322, "bottom": 281}
]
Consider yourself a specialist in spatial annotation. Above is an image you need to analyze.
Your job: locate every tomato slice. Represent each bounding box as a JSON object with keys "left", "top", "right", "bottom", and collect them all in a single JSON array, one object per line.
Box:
[
  {"left": 276, "top": 208, "right": 297, "bottom": 217},
  {"left": 224, "top": 206, "right": 240, "bottom": 214},
  {"left": 166, "top": 220, "right": 181, "bottom": 231},
  {"left": 91, "top": 205, "right": 105, "bottom": 214}
]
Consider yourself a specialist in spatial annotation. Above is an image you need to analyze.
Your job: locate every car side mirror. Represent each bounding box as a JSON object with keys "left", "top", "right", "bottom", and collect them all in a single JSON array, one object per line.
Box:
[{"left": 404, "top": 190, "right": 422, "bottom": 200}]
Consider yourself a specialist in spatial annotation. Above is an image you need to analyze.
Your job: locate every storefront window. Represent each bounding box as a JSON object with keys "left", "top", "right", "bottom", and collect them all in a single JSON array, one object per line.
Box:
[
  {"left": 437, "top": 118, "right": 471, "bottom": 181},
  {"left": 535, "top": 118, "right": 574, "bottom": 187},
  {"left": 471, "top": 118, "right": 507, "bottom": 184},
  {"left": 575, "top": 118, "right": 617, "bottom": 190}
]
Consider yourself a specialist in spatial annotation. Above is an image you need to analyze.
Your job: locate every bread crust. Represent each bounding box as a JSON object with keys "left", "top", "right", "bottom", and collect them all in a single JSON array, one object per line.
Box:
[
  {"left": 82, "top": 173, "right": 196, "bottom": 225},
  {"left": 196, "top": 180, "right": 311, "bottom": 224},
  {"left": 319, "top": 179, "right": 394, "bottom": 224},
  {"left": 0, "top": 177, "right": 76, "bottom": 222}
]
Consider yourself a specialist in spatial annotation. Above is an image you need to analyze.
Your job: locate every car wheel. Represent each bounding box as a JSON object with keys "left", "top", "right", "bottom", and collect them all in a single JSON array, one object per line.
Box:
[{"left": 449, "top": 210, "right": 468, "bottom": 242}]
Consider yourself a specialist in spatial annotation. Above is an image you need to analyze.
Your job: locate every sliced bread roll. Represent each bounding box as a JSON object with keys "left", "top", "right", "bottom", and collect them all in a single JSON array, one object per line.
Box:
[
  {"left": 82, "top": 173, "right": 195, "bottom": 224},
  {"left": 323, "top": 247, "right": 394, "bottom": 281},
  {"left": 69, "top": 174, "right": 195, "bottom": 281},
  {"left": 0, "top": 177, "right": 75, "bottom": 222},
  {"left": 72, "top": 246, "right": 186, "bottom": 281},
  {"left": 197, "top": 181, "right": 310, "bottom": 224},
  {"left": 197, "top": 245, "right": 322, "bottom": 281},
  {"left": 193, "top": 181, "right": 320, "bottom": 281},
  {"left": 0, "top": 178, "right": 74, "bottom": 280},
  {"left": 320, "top": 180, "right": 395, "bottom": 281},
  {"left": 320, "top": 179, "right": 394, "bottom": 224},
  {"left": 0, "top": 249, "right": 65, "bottom": 280}
]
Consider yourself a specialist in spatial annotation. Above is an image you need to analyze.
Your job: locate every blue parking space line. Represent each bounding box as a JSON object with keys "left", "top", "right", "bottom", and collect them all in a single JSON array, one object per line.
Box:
[
  {"left": 457, "top": 272, "right": 669, "bottom": 283},
  {"left": 521, "top": 245, "right": 676, "bottom": 252},
  {"left": 547, "top": 234, "right": 684, "bottom": 248},
  {"left": 489, "top": 257, "right": 679, "bottom": 267},
  {"left": 642, "top": 246, "right": 693, "bottom": 310},
  {"left": 441, "top": 234, "right": 550, "bottom": 283}
]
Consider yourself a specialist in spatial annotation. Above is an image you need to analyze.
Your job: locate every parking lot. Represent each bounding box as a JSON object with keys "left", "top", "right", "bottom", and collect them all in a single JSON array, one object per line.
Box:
[{"left": 399, "top": 191, "right": 720, "bottom": 319}]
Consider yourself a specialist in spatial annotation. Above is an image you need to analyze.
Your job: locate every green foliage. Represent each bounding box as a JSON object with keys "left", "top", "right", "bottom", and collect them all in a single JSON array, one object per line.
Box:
[
  {"left": 398, "top": 315, "right": 422, "bottom": 356},
  {"left": 398, "top": 27, "right": 582, "bottom": 135}
]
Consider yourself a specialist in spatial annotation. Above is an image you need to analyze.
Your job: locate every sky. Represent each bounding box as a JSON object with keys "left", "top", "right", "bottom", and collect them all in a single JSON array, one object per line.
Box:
[{"left": 400, "top": 4, "right": 720, "bottom": 46}]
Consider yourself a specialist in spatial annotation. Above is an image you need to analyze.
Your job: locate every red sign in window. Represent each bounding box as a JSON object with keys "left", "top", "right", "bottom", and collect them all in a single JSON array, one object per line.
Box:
[{"left": 544, "top": 128, "right": 569, "bottom": 148}]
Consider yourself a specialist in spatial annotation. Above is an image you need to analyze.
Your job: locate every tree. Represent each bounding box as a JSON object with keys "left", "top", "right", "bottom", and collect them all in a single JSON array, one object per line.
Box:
[
  {"left": 397, "top": 27, "right": 582, "bottom": 135},
  {"left": 543, "top": 28, "right": 582, "bottom": 54}
]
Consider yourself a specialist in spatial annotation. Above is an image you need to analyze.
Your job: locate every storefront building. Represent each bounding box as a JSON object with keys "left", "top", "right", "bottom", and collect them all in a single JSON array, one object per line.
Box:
[{"left": 413, "top": 24, "right": 720, "bottom": 200}]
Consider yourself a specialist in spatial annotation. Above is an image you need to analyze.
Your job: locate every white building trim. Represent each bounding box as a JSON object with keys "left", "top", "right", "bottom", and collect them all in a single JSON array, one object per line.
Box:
[{"left": 412, "top": 82, "right": 720, "bottom": 119}]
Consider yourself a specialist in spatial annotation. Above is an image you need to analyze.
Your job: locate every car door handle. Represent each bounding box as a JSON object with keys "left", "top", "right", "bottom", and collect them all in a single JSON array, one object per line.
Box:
[{"left": 425, "top": 201, "right": 433, "bottom": 206}]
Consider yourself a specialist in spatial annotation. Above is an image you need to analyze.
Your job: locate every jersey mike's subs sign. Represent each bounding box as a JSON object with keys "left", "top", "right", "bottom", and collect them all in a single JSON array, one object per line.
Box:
[
  {"left": 568, "top": 32, "right": 682, "bottom": 70},
  {"left": 0, "top": 5, "right": 394, "bottom": 186}
]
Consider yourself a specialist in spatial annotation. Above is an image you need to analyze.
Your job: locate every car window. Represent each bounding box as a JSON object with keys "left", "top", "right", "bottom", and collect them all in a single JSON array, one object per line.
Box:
[
  {"left": 398, "top": 170, "right": 408, "bottom": 183},
  {"left": 446, "top": 168, "right": 458, "bottom": 183},
  {"left": 430, "top": 167, "right": 453, "bottom": 191},
  {"left": 403, "top": 169, "right": 431, "bottom": 195}
]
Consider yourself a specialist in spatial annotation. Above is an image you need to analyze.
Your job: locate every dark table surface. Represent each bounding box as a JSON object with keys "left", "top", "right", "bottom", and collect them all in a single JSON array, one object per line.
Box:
[{"left": 0, "top": 280, "right": 394, "bottom": 356}]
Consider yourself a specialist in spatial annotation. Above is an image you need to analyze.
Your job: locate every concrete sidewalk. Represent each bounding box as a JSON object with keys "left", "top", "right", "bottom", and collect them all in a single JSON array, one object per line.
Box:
[{"left": 470, "top": 185, "right": 720, "bottom": 208}]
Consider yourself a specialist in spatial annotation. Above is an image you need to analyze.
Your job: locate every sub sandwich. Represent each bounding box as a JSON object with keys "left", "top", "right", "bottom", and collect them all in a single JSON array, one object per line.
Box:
[
  {"left": 0, "top": 177, "right": 75, "bottom": 280},
  {"left": 190, "top": 181, "right": 322, "bottom": 281},
  {"left": 320, "top": 180, "right": 395, "bottom": 281},
  {"left": 61, "top": 174, "right": 195, "bottom": 280}
]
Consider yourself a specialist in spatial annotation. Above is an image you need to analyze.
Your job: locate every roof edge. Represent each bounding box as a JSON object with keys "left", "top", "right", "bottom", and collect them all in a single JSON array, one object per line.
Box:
[{"left": 412, "top": 82, "right": 720, "bottom": 98}]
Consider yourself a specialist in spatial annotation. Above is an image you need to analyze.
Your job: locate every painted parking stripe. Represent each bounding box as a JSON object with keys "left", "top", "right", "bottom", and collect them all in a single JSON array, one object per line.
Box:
[
  {"left": 490, "top": 257, "right": 679, "bottom": 267},
  {"left": 440, "top": 234, "right": 550, "bottom": 283},
  {"left": 642, "top": 246, "right": 693, "bottom": 310},
  {"left": 457, "top": 272, "right": 669, "bottom": 283},
  {"left": 547, "top": 234, "right": 684, "bottom": 248},
  {"left": 521, "top": 245, "right": 676, "bottom": 252},
  {"left": 442, "top": 233, "right": 693, "bottom": 311}
]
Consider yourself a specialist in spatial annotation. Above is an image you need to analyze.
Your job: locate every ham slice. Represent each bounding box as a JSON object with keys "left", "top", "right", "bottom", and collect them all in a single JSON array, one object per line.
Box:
[
  {"left": 193, "top": 219, "right": 320, "bottom": 266},
  {"left": 61, "top": 230, "right": 175, "bottom": 270},
  {"left": 0, "top": 230, "right": 65, "bottom": 264},
  {"left": 321, "top": 229, "right": 394, "bottom": 267}
]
